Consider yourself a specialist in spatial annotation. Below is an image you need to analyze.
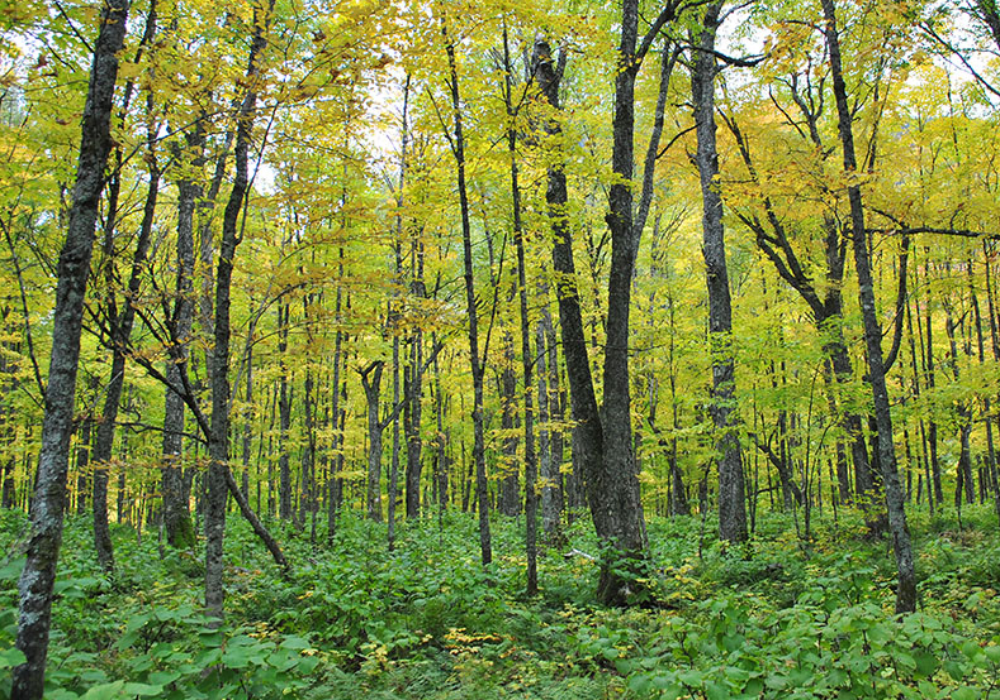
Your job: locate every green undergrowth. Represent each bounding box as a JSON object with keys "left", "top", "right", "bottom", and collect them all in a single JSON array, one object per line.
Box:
[{"left": 2, "top": 504, "right": 1000, "bottom": 698}]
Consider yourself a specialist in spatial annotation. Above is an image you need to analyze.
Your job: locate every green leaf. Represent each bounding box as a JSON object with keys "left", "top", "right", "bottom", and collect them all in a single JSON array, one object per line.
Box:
[
  {"left": 122, "top": 683, "right": 164, "bottom": 697},
  {"left": 0, "top": 646, "right": 26, "bottom": 669},
  {"left": 706, "top": 681, "right": 729, "bottom": 700},
  {"left": 79, "top": 682, "right": 126, "bottom": 700},
  {"left": 913, "top": 650, "right": 938, "bottom": 678},
  {"left": 678, "top": 669, "right": 702, "bottom": 687}
]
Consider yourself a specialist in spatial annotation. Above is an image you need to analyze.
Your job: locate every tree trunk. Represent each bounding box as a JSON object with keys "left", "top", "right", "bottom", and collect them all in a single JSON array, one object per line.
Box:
[
  {"left": 361, "top": 360, "right": 385, "bottom": 522},
  {"left": 328, "top": 248, "right": 345, "bottom": 542},
  {"left": 499, "top": 340, "right": 520, "bottom": 517},
  {"left": 205, "top": 0, "right": 273, "bottom": 622},
  {"left": 12, "top": 1, "right": 129, "bottom": 695},
  {"left": 692, "top": 0, "right": 748, "bottom": 544},
  {"left": 277, "top": 301, "right": 292, "bottom": 521},
  {"left": 500, "top": 26, "right": 538, "bottom": 593},
  {"left": 441, "top": 14, "right": 491, "bottom": 565},
  {"left": 163, "top": 125, "right": 202, "bottom": 550},
  {"left": 821, "top": 0, "right": 916, "bottom": 614}
]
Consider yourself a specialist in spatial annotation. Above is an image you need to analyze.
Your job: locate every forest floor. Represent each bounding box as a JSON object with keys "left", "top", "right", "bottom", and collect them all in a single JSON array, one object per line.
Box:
[{"left": 2, "top": 502, "right": 1000, "bottom": 699}]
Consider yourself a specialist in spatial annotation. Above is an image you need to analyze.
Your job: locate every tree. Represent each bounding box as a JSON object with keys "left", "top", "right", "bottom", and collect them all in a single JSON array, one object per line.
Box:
[
  {"left": 12, "top": 0, "right": 130, "bottom": 695},
  {"left": 820, "top": 0, "right": 917, "bottom": 614},
  {"left": 205, "top": 0, "right": 275, "bottom": 621},
  {"left": 534, "top": 0, "right": 681, "bottom": 602},
  {"left": 691, "top": 0, "right": 748, "bottom": 544},
  {"left": 439, "top": 9, "right": 492, "bottom": 566}
]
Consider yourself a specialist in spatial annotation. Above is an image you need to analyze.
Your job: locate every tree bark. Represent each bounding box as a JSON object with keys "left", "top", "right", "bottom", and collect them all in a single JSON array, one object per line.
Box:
[
  {"left": 163, "top": 123, "right": 203, "bottom": 550},
  {"left": 441, "top": 13, "right": 491, "bottom": 565},
  {"left": 12, "top": 1, "right": 129, "bottom": 695},
  {"left": 361, "top": 360, "right": 385, "bottom": 522},
  {"left": 821, "top": 0, "right": 916, "bottom": 614},
  {"left": 205, "top": 0, "right": 273, "bottom": 622},
  {"left": 692, "top": 0, "right": 748, "bottom": 544},
  {"left": 277, "top": 301, "right": 292, "bottom": 521}
]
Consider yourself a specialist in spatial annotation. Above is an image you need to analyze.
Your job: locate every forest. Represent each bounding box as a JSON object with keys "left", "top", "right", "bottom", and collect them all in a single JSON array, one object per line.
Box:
[{"left": 3, "top": 0, "right": 1000, "bottom": 697}]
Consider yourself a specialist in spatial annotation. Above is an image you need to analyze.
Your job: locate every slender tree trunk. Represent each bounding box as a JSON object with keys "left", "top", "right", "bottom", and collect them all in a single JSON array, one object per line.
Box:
[
  {"left": 973, "top": 256, "right": 1000, "bottom": 522},
  {"left": 533, "top": 37, "right": 604, "bottom": 540},
  {"left": 328, "top": 249, "right": 345, "bottom": 541},
  {"left": 692, "top": 1, "right": 747, "bottom": 544},
  {"left": 441, "top": 14, "right": 491, "bottom": 565},
  {"left": 277, "top": 302, "right": 292, "bottom": 521},
  {"left": 74, "top": 400, "right": 93, "bottom": 516},
  {"left": 821, "top": 0, "right": 916, "bottom": 614},
  {"left": 499, "top": 340, "right": 520, "bottom": 517},
  {"left": 205, "top": 0, "right": 273, "bottom": 622},
  {"left": 920, "top": 258, "right": 944, "bottom": 503},
  {"left": 241, "top": 343, "right": 254, "bottom": 505},
  {"left": 163, "top": 124, "right": 202, "bottom": 550},
  {"left": 500, "top": 25, "right": 538, "bottom": 593},
  {"left": 361, "top": 360, "right": 385, "bottom": 522},
  {"left": 389, "top": 339, "right": 401, "bottom": 548},
  {"left": 12, "top": 1, "right": 129, "bottom": 695},
  {"left": 945, "top": 305, "right": 975, "bottom": 505}
]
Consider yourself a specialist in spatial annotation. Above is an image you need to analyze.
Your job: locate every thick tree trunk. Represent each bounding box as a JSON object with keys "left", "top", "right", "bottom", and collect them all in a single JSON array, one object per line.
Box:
[
  {"left": 692, "top": 1, "right": 747, "bottom": 544},
  {"left": 598, "top": 0, "right": 652, "bottom": 602},
  {"left": 12, "top": 1, "right": 129, "bottom": 695},
  {"left": 821, "top": 0, "right": 916, "bottom": 614}
]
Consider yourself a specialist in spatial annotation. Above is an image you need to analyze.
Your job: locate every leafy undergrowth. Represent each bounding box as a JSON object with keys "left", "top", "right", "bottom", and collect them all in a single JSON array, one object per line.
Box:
[{"left": 2, "top": 504, "right": 1000, "bottom": 699}]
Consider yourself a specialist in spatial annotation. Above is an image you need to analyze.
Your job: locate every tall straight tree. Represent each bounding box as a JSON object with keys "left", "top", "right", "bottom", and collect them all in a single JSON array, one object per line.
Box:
[
  {"left": 534, "top": 0, "right": 680, "bottom": 603},
  {"left": 691, "top": 0, "right": 748, "bottom": 543},
  {"left": 820, "top": 0, "right": 916, "bottom": 614},
  {"left": 12, "top": 0, "right": 130, "bottom": 696},
  {"left": 205, "top": 0, "right": 274, "bottom": 621},
  {"left": 440, "top": 11, "right": 491, "bottom": 566},
  {"left": 91, "top": 2, "right": 161, "bottom": 572},
  {"left": 162, "top": 120, "right": 204, "bottom": 550}
]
